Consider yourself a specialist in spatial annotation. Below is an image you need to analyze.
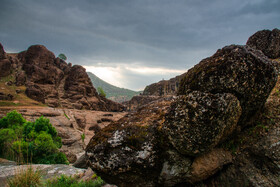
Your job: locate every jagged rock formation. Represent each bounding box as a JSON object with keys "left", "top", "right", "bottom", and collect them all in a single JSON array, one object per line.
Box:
[
  {"left": 247, "top": 28, "right": 280, "bottom": 59},
  {"left": 0, "top": 43, "right": 124, "bottom": 111},
  {"left": 143, "top": 73, "right": 186, "bottom": 96},
  {"left": 86, "top": 42, "right": 277, "bottom": 186}
]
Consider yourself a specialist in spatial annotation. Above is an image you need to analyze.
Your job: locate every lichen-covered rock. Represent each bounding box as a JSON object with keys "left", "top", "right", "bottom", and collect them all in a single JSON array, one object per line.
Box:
[
  {"left": 246, "top": 28, "right": 280, "bottom": 59},
  {"left": 178, "top": 45, "right": 277, "bottom": 126},
  {"left": 158, "top": 150, "right": 192, "bottom": 186},
  {"left": 86, "top": 97, "right": 174, "bottom": 186},
  {"left": 163, "top": 91, "right": 241, "bottom": 156}
]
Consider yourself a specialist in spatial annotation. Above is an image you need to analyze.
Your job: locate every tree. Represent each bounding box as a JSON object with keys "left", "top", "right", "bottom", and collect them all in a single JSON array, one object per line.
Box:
[
  {"left": 97, "top": 87, "right": 106, "bottom": 97},
  {"left": 58, "top": 53, "right": 67, "bottom": 61}
]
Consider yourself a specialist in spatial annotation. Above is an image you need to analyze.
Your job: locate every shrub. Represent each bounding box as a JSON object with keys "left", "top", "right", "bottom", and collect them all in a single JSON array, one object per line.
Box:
[
  {"left": 97, "top": 87, "right": 106, "bottom": 97},
  {"left": 0, "top": 111, "right": 68, "bottom": 164}
]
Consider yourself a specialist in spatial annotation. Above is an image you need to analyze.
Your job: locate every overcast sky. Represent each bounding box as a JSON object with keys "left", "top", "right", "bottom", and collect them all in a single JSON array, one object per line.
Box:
[{"left": 0, "top": 0, "right": 279, "bottom": 90}]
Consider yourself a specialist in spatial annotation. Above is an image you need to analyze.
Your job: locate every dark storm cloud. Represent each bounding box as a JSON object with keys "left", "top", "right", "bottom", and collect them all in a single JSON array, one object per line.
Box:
[{"left": 0, "top": 0, "right": 279, "bottom": 89}]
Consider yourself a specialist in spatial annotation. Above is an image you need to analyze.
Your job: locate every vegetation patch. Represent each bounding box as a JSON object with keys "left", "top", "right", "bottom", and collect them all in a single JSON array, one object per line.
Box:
[
  {"left": 0, "top": 110, "right": 68, "bottom": 164},
  {"left": 45, "top": 174, "right": 104, "bottom": 187},
  {"left": 6, "top": 166, "right": 43, "bottom": 187}
]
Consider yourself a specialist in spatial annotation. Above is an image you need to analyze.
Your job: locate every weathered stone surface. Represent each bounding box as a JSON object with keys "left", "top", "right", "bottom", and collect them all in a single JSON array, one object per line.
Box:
[
  {"left": 247, "top": 28, "right": 280, "bottom": 59},
  {"left": 15, "top": 71, "right": 26, "bottom": 86},
  {"left": 86, "top": 97, "right": 174, "bottom": 187},
  {"left": 73, "top": 154, "right": 88, "bottom": 169},
  {"left": 25, "top": 84, "right": 45, "bottom": 103},
  {"left": 163, "top": 91, "right": 241, "bottom": 156},
  {"left": 0, "top": 59, "right": 11, "bottom": 77},
  {"left": 178, "top": 45, "right": 277, "bottom": 126},
  {"left": 158, "top": 150, "right": 192, "bottom": 186},
  {"left": 143, "top": 73, "right": 187, "bottom": 96},
  {"left": 189, "top": 148, "right": 232, "bottom": 183},
  {"left": 123, "top": 95, "right": 161, "bottom": 111}
]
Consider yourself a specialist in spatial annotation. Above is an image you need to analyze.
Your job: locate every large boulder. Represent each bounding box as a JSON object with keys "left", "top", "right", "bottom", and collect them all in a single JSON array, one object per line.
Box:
[
  {"left": 178, "top": 45, "right": 277, "bottom": 126},
  {"left": 163, "top": 91, "right": 242, "bottom": 156},
  {"left": 86, "top": 97, "right": 174, "bottom": 186},
  {"left": 25, "top": 84, "right": 45, "bottom": 103},
  {"left": 247, "top": 28, "right": 280, "bottom": 59}
]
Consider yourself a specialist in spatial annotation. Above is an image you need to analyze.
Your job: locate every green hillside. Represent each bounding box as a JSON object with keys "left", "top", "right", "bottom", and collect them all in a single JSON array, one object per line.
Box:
[{"left": 87, "top": 72, "right": 142, "bottom": 103}]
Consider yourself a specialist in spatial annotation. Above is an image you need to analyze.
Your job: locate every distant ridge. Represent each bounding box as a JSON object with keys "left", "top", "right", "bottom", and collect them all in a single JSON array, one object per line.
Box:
[{"left": 87, "top": 72, "right": 141, "bottom": 103}]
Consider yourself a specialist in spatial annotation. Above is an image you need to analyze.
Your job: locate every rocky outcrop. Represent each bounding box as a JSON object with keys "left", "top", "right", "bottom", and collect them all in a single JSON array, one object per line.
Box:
[
  {"left": 86, "top": 43, "right": 277, "bottom": 186},
  {"left": 247, "top": 28, "right": 280, "bottom": 59},
  {"left": 0, "top": 43, "right": 11, "bottom": 77},
  {"left": 123, "top": 95, "right": 162, "bottom": 111},
  {"left": 0, "top": 43, "right": 124, "bottom": 111},
  {"left": 178, "top": 45, "right": 277, "bottom": 126},
  {"left": 143, "top": 73, "right": 186, "bottom": 96}
]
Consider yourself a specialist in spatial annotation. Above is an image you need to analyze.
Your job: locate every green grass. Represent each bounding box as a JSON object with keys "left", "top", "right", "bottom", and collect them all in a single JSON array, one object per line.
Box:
[{"left": 45, "top": 174, "right": 105, "bottom": 187}]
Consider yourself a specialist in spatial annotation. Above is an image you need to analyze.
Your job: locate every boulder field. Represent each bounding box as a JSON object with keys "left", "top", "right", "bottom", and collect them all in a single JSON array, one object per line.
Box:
[{"left": 85, "top": 29, "right": 280, "bottom": 186}]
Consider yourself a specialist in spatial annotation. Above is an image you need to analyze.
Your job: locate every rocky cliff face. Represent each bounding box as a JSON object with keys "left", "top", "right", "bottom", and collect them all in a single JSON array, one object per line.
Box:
[
  {"left": 0, "top": 44, "right": 124, "bottom": 111},
  {"left": 85, "top": 31, "right": 278, "bottom": 187}
]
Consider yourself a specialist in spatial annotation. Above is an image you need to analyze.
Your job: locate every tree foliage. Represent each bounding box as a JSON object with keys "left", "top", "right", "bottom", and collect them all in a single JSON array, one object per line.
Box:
[
  {"left": 97, "top": 87, "right": 106, "bottom": 97},
  {"left": 0, "top": 111, "right": 68, "bottom": 164},
  {"left": 58, "top": 53, "right": 67, "bottom": 61}
]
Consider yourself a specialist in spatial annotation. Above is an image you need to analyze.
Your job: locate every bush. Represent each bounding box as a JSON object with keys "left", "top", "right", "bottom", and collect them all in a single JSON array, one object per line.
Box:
[
  {"left": 0, "top": 111, "right": 68, "bottom": 164},
  {"left": 97, "top": 87, "right": 106, "bottom": 97}
]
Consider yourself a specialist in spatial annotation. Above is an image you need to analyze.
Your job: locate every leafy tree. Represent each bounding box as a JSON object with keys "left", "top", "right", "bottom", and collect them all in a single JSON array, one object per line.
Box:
[
  {"left": 58, "top": 53, "right": 67, "bottom": 61},
  {"left": 97, "top": 87, "right": 106, "bottom": 97}
]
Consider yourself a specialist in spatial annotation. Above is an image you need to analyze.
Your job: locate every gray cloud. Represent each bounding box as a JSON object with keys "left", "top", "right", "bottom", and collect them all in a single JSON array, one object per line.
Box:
[{"left": 0, "top": 0, "right": 279, "bottom": 90}]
